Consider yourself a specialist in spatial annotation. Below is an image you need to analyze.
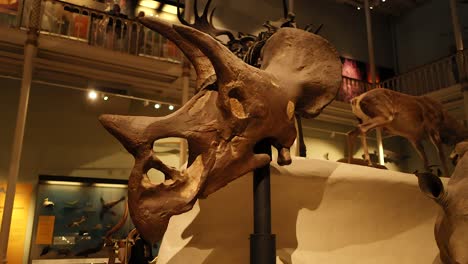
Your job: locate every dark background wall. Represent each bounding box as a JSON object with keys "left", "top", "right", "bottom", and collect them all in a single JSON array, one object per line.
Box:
[{"left": 393, "top": 0, "right": 468, "bottom": 72}]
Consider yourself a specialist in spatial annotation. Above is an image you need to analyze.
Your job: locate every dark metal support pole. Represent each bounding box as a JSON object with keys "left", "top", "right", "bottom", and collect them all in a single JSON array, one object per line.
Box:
[
  {"left": 295, "top": 114, "right": 307, "bottom": 157},
  {"left": 282, "top": 0, "right": 288, "bottom": 18},
  {"left": 250, "top": 140, "right": 276, "bottom": 264}
]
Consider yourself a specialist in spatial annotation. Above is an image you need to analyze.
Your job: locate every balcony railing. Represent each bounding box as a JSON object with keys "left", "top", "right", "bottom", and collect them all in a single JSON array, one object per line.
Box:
[
  {"left": 337, "top": 76, "right": 372, "bottom": 102},
  {"left": 336, "top": 51, "right": 468, "bottom": 102},
  {"left": 1, "top": 0, "right": 467, "bottom": 101},
  {"left": 37, "top": 0, "right": 183, "bottom": 61},
  {"left": 464, "top": 49, "right": 468, "bottom": 80},
  {"left": 379, "top": 53, "right": 463, "bottom": 95}
]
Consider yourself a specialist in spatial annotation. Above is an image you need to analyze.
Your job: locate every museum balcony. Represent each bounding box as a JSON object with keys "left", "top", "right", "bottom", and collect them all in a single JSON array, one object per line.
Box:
[
  {"left": 337, "top": 51, "right": 468, "bottom": 122},
  {"left": 0, "top": 0, "right": 466, "bottom": 110},
  {"left": 0, "top": 0, "right": 191, "bottom": 108}
]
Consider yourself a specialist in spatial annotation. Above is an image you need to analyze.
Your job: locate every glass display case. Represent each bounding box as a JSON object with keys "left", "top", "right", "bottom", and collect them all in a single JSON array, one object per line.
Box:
[{"left": 30, "top": 175, "right": 132, "bottom": 263}]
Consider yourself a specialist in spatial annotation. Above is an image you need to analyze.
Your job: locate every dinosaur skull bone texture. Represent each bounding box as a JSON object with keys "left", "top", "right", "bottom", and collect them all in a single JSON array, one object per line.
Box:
[
  {"left": 99, "top": 18, "right": 341, "bottom": 244},
  {"left": 417, "top": 141, "right": 468, "bottom": 264}
]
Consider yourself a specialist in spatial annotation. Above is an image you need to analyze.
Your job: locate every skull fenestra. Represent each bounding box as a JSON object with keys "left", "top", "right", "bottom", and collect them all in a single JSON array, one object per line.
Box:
[{"left": 99, "top": 18, "right": 342, "bottom": 244}]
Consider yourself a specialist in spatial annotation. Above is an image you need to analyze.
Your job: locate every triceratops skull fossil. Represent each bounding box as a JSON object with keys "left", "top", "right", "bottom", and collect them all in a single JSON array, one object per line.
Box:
[{"left": 99, "top": 17, "right": 341, "bottom": 244}]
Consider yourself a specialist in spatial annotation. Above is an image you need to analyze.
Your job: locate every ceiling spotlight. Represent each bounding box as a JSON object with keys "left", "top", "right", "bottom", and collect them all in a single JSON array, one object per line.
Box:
[
  {"left": 370, "top": 6, "right": 373, "bottom": 9},
  {"left": 154, "top": 103, "right": 161, "bottom": 109},
  {"left": 103, "top": 96, "right": 109, "bottom": 101},
  {"left": 168, "top": 105, "right": 174, "bottom": 111},
  {"left": 357, "top": 6, "right": 361, "bottom": 10},
  {"left": 88, "top": 90, "right": 98, "bottom": 100},
  {"left": 382, "top": 0, "right": 386, "bottom": 2}
]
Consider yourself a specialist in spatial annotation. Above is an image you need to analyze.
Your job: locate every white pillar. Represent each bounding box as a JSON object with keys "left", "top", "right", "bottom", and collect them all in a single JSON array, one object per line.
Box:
[
  {"left": 376, "top": 129, "right": 385, "bottom": 165},
  {"left": 364, "top": 0, "right": 376, "bottom": 86},
  {"left": 288, "top": 0, "right": 294, "bottom": 13},
  {"left": 0, "top": 2, "right": 42, "bottom": 262},
  {"left": 179, "top": 0, "right": 192, "bottom": 167},
  {"left": 364, "top": 0, "right": 385, "bottom": 165},
  {"left": 449, "top": 0, "right": 464, "bottom": 51},
  {"left": 449, "top": 0, "right": 468, "bottom": 125},
  {"left": 0, "top": 30, "right": 38, "bottom": 264}
]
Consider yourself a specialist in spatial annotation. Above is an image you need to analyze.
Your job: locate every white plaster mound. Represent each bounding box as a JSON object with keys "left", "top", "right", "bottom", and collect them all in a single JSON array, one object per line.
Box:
[{"left": 157, "top": 158, "right": 443, "bottom": 264}]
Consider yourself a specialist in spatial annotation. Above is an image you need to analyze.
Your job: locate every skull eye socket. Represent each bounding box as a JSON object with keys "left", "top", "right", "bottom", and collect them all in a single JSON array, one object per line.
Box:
[
  {"left": 227, "top": 88, "right": 248, "bottom": 119},
  {"left": 228, "top": 88, "right": 244, "bottom": 101},
  {"left": 140, "top": 138, "right": 186, "bottom": 185},
  {"left": 147, "top": 168, "right": 165, "bottom": 184}
]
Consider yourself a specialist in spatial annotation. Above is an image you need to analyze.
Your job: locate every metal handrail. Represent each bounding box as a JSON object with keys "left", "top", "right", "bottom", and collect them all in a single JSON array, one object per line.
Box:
[
  {"left": 37, "top": 0, "right": 183, "bottom": 61},
  {"left": 337, "top": 51, "right": 466, "bottom": 101},
  {"left": 380, "top": 53, "right": 460, "bottom": 95},
  {"left": 463, "top": 49, "right": 468, "bottom": 80},
  {"left": 2, "top": 0, "right": 466, "bottom": 99},
  {"left": 337, "top": 76, "right": 372, "bottom": 102}
]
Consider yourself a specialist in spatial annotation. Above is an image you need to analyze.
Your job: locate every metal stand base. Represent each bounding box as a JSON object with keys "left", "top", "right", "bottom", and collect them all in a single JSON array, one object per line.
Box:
[
  {"left": 250, "top": 234, "right": 276, "bottom": 264},
  {"left": 250, "top": 140, "right": 276, "bottom": 264}
]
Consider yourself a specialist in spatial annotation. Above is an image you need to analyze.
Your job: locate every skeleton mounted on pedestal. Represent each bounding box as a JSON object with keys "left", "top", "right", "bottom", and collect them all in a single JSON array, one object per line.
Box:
[{"left": 100, "top": 0, "right": 341, "bottom": 250}]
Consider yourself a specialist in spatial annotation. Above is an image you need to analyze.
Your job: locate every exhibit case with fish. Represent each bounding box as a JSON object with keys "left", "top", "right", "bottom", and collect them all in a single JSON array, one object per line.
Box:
[{"left": 29, "top": 175, "right": 134, "bottom": 263}]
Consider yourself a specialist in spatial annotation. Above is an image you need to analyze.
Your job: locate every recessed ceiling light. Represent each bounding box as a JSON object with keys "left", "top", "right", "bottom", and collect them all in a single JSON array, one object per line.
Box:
[
  {"left": 103, "top": 96, "right": 109, "bottom": 101},
  {"left": 88, "top": 90, "right": 97, "bottom": 100},
  {"left": 154, "top": 103, "right": 161, "bottom": 109},
  {"left": 370, "top": 6, "right": 373, "bottom": 9},
  {"left": 168, "top": 105, "right": 174, "bottom": 111},
  {"left": 357, "top": 6, "right": 361, "bottom": 10}
]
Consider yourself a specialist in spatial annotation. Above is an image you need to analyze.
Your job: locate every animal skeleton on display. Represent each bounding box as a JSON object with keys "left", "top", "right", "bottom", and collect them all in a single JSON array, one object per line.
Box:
[
  {"left": 99, "top": 5, "right": 341, "bottom": 245},
  {"left": 347, "top": 88, "right": 467, "bottom": 176}
]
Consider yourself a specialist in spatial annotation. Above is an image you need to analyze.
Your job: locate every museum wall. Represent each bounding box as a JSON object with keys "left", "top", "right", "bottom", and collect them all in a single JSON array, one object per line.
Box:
[
  {"left": 0, "top": 78, "right": 415, "bottom": 186},
  {"left": 393, "top": 0, "right": 468, "bottom": 73},
  {"left": 208, "top": 0, "right": 395, "bottom": 68},
  {"left": 0, "top": 78, "right": 180, "bottom": 184},
  {"left": 157, "top": 159, "right": 441, "bottom": 264}
]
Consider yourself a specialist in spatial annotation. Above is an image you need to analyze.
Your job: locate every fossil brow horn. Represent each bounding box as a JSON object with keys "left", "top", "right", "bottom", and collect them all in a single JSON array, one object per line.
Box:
[
  {"left": 173, "top": 24, "right": 244, "bottom": 83},
  {"left": 138, "top": 17, "right": 214, "bottom": 90}
]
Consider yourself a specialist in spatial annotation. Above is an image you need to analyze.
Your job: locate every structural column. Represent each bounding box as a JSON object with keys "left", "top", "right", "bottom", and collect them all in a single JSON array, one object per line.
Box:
[
  {"left": 179, "top": 0, "right": 192, "bottom": 167},
  {"left": 288, "top": 0, "right": 294, "bottom": 14},
  {"left": 0, "top": 1, "right": 41, "bottom": 262},
  {"left": 449, "top": 0, "right": 468, "bottom": 124},
  {"left": 364, "top": 0, "right": 385, "bottom": 165},
  {"left": 449, "top": 0, "right": 464, "bottom": 52}
]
